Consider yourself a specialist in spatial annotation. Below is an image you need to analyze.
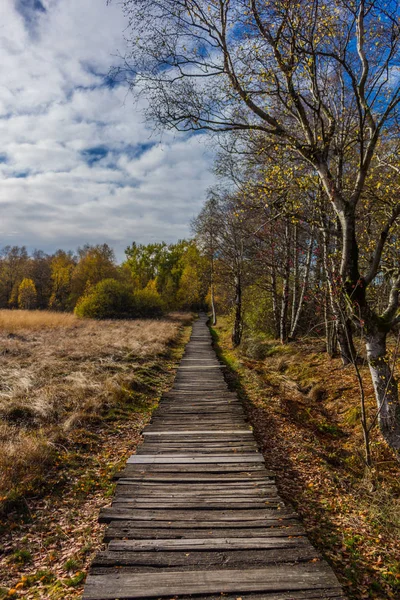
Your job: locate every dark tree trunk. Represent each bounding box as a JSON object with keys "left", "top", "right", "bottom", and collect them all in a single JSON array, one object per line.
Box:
[
  {"left": 335, "top": 316, "right": 357, "bottom": 364},
  {"left": 210, "top": 257, "right": 216, "bottom": 326},
  {"left": 280, "top": 221, "right": 290, "bottom": 344},
  {"left": 232, "top": 274, "right": 242, "bottom": 347},
  {"left": 290, "top": 224, "right": 299, "bottom": 335},
  {"left": 320, "top": 218, "right": 355, "bottom": 363},
  {"left": 271, "top": 263, "right": 280, "bottom": 339}
]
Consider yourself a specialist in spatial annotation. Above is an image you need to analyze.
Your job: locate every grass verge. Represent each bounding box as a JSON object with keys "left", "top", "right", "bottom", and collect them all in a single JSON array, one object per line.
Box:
[{"left": 210, "top": 316, "right": 400, "bottom": 600}]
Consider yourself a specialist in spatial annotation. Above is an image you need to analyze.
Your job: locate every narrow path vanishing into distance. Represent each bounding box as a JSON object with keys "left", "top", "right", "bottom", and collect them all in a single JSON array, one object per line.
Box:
[{"left": 83, "top": 314, "right": 344, "bottom": 600}]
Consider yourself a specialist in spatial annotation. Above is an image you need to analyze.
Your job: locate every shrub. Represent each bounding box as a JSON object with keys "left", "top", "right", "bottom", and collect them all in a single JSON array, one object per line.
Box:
[
  {"left": 74, "top": 279, "right": 164, "bottom": 319},
  {"left": 74, "top": 279, "right": 135, "bottom": 319},
  {"left": 133, "top": 287, "right": 164, "bottom": 318}
]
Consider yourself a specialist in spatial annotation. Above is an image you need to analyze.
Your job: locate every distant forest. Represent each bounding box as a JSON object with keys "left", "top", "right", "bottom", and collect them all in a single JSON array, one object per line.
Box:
[{"left": 0, "top": 241, "right": 209, "bottom": 316}]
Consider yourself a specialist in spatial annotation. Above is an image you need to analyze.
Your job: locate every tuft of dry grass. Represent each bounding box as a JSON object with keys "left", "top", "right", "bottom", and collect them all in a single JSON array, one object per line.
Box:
[
  {"left": 0, "top": 422, "right": 54, "bottom": 504},
  {"left": 0, "top": 310, "right": 79, "bottom": 333}
]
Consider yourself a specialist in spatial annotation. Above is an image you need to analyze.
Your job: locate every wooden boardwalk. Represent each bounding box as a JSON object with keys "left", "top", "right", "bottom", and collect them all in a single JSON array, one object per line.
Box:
[{"left": 83, "top": 314, "right": 344, "bottom": 600}]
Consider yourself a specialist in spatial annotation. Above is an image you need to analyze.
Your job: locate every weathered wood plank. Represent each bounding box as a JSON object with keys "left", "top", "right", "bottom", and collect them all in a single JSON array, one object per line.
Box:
[
  {"left": 114, "top": 482, "right": 277, "bottom": 491},
  {"left": 108, "top": 537, "right": 309, "bottom": 552},
  {"left": 143, "top": 430, "right": 252, "bottom": 435},
  {"left": 147, "top": 423, "right": 247, "bottom": 428},
  {"left": 99, "top": 508, "right": 297, "bottom": 523},
  {"left": 83, "top": 564, "right": 341, "bottom": 599},
  {"left": 135, "top": 449, "right": 259, "bottom": 455},
  {"left": 103, "top": 524, "right": 305, "bottom": 541},
  {"left": 140, "top": 436, "right": 258, "bottom": 442},
  {"left": 154, "top": 408, "right": 243, "bottom": 413},
  {"left": 137, "top": 439, "right": 256, "bottom": 445},
  {"left": 87, "top": 585, "right": 344, "bottom": 600},
  {"left": 113, "top": 493, "right": 280, "bottom": 502},
  {"left": 162, "top": 392, "right": 237, "bottom": 396},
  {"left": 178, "top": 366, "right": 227, "bottom": 369},
  {"left": 154, "top": 406, "right": 243, "bottom": 411},
  {"left": 110, "top": 500, "right": 282, "bottom": 510},
  {"left": 135, "top": 447, "right": 259, "bottom": 455},
  {"left": 148, "top": 418, "right": 245, "bottom": 424},
  {"left": 113, "top": 487, "right": 279, "bottom": 496},
  {"left": 137, "top": 447, "right": 258, "bottom": 453},
  {"left": 115, "top": 475, "right": 275, "bottom": 484},
  {"left": 115, "top": 464, "right": 273, "bottom": 474},
  {"left": 111, "top": 497, "right": 280, "bottom": 506},
  {"left": 92, "top": 546, "right": 318, "bottom": 569},
  {"left": 103, "top": 518, "right": 298, "bottom": 530},
  {"left": 127, "top": 455, "right": 264, "bottom": 464}
]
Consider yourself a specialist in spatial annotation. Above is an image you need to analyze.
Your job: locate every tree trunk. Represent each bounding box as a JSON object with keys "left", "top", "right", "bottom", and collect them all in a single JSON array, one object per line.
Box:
[
  {"left": 210, "top": 256, "right": 217, "bottom": 326},
  {"left": 339, "top": 203, "right": 400, "bottom": 449},
  {"left": 290, "top": 224, "right": 299, "bottom": 335},
  {"left": 320, "top": 220, "right": 355, "bottom": 364},
  {"left": 271, "top": 248, "right": 280, "bottom": 339},
  {"left": 336, "top": 316, "right": 357, "bottom": 364},
  {"left": 365, "top": 329, "right": 400, "bottom": 451},
  {"left": 323, "top": 287, "right": 337, "bottom": 357},
  {"left": 289, "top": 226, "right": 314, "bottom": 339},
  {"left": 280, "top": 221, "right": 290, "bottom": 344},
  {"left": 232, "top": 274, "right": 242, "bottom": 347},
  {"left": 210, "top": 285, "right": 217, "bottom": 326}
]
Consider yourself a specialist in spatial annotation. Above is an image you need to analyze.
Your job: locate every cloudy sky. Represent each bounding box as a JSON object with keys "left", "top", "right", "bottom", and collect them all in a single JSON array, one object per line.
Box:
[{"left": 0, "top": 0, "right": 215, "bottom": 260}]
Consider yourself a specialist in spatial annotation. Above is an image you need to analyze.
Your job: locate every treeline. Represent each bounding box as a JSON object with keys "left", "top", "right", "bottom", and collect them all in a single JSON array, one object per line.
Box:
[{"left": 0, "top": 242, "right": 209, "bottom": 317}]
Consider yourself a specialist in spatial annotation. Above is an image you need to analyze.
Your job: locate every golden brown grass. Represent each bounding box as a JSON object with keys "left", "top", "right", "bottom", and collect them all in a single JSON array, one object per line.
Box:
[
  {"left": 0, "top": 313, "right": 190, "bottom": 506},
  {"left": 0, "top": 310, "right": 79, "bottom": 332}
]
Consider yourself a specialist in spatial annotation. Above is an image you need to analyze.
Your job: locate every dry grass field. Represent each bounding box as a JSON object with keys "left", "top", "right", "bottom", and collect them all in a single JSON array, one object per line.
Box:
[
  {"left": 0, "top": 310, "right": 192, "bottom": 599},
  {"left": 0, "top": 310, "right": 78, "bottom": 333}
]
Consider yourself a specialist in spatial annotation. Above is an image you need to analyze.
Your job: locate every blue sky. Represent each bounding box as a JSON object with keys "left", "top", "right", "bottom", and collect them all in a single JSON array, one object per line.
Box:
[{"left": 0, "top": 0, "right": 215, "bottom": 259}]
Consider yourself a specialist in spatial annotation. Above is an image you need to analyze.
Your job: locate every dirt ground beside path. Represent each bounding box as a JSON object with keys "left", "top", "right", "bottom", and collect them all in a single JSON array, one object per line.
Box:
[{"left": 212, "top": 317, "right": 400, "bottom": 600}]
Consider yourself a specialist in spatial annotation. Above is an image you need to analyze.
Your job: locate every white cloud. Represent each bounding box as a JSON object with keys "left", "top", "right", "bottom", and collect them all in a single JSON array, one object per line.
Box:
[{"left": 0, "top": 0, "right": 215, "bottom": 259}]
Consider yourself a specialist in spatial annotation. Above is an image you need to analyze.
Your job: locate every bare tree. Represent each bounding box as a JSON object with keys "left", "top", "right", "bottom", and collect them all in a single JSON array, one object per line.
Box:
[
  {"left": 194, "top": 191, "right": 250, "bottom": 346},
  {"left": 192, "top": 193, "right": 219, "bottom": 325}
]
